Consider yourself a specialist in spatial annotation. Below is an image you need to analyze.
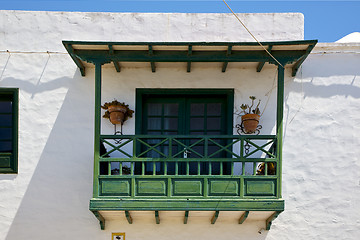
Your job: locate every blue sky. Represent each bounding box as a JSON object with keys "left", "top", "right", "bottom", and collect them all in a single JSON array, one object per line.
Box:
[{"left": 1, "top": 1, "right": 359, "bottom": 42}]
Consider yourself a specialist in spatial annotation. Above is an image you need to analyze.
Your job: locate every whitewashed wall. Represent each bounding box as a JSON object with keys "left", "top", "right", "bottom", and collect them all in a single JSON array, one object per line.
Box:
[{"left": 0, "top": 11, "right": 359, "bottom": 240}]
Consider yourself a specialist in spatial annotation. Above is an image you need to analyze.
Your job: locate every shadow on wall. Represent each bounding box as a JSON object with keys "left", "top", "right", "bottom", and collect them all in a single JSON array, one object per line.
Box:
[
  {"left": 295, "top": 54, "right": 360, "bottom": 99},
  {"left": 282, "top": 54, "right": 360, "bottom": 139},
  {"left": 4, "top": 70, "right": 103, "bottom": 239}
]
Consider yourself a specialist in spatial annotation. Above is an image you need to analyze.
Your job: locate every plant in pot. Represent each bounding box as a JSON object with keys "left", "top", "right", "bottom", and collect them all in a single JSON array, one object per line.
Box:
[
  {"left": 239, "top": 96, "right": 261, "bottom": 134},
  {"left": 101, "top": 100, "right": 134, "bottom": 125}
]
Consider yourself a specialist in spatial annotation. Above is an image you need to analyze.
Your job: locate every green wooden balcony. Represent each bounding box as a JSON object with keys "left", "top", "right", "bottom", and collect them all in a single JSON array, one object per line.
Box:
[
  {"left": 90, "top": 134, "right": 284, "bottom": 228},
  {"left": 60, "top": 40, "right": 320, "bottom": 229}
]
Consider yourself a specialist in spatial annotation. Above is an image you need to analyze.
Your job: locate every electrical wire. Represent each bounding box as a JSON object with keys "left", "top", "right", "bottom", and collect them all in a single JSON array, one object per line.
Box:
[
  {"left": 0, "top": 50, "right": 67, "bottom": 54},
  {"left": 0, "top": 51, "right": 11, "bottom": 81},
  {"left": 222, "top": 0, "right": 284, "bottom": 68}
]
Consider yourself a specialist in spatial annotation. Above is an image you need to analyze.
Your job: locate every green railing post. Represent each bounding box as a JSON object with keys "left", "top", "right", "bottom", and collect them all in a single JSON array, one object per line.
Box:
[
  {"left": 276, "top": 65, "right": 285, "bottom": 198},
  {"left": 93, "top": 62, "right": 102, "bottom": 198}
]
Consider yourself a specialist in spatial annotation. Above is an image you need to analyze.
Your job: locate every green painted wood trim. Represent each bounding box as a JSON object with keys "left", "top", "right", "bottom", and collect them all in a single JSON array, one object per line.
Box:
[
  {"left": 211, "top": 211, "right": 219, "bottom": 224},
  {"left": 135, "top": 88, "right": 234, "bottom": 136},
  {"left": 226, "top": 46, "right": 232, "bottom": 55},
  {"left": 90, "top": 199, "right": 284, "bottom": 211},
  {"left": 63, "top": 43, "right": 86, "bottom": 76},
  {"left": 276, "top": 65, "right": 284, "bottom": 199},
  {"left": 187, "top": 45, "right": 192, "bottom": 72},
  {"left": 150, "top": 62, "right": 156, "bottom": 73},
  {"left": 93, "top": 63, "right": 102, "bottom": 198},
  {"left": 257, "top": 46, "right": 273, "bottom": 72},
  {"left": 125, "top": 210, "right": 133, "bottom": 224},
  {"left": 0, "top": 88, "right": 18, "bottom": 174},
  {"left": 91, "top": 211, "right": 105, "bottom": 230},
  {"left": 222, "top": 46, "right": 232, "bottom": 73},
  {"left": 108, "top": 45, "right": 121, "bottom": 72},
  {"left": 184, "top": 211, "right": 189, "bottom": 224},
  {"left": 148, "top": 45, "right": 156, "bottom": 72},
  {"left": 222, "top": 62, "right": 228, "bottom": 72},
  {"left": 155, "top": 210, "right": 160, "bottom": 224},
  {"left": 113, "top": 61, "right": 121, "bottom": 72},
  {"left": 62, "top": 40, "right": 318, "bottom": 47},
  {"left": 187, "top": 62, "right": 191, "bottom": 72},
  {"left": 292, "top": 42, "right": 317, "bottom": 76},
  {"left": 72, "top": 49, "right": 307, "bottom": 65},
  {"left": 238, "top": 211, "right": 249, "bottom": 224},
  {"left": 102, "top": 134, "right": 276, "bottom": 140},
  {"left": 266, "top": 211, "right": 281, "bottom": 230}
]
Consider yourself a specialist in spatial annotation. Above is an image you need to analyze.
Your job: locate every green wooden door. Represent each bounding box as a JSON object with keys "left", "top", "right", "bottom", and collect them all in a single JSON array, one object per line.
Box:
[{"left": 136, "top": 90, "right": 233, "bottom": 175}]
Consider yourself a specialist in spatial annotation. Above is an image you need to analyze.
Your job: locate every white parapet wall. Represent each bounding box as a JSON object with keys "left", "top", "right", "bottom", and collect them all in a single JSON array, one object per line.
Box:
[{"left": 0, "top": 11, "right": 359, "bottom": 240}]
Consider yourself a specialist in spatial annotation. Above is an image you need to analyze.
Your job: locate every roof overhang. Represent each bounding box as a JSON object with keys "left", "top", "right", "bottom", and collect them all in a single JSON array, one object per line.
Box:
[{"left": 62, "top": 40, "right": 317, "bottom": 77}]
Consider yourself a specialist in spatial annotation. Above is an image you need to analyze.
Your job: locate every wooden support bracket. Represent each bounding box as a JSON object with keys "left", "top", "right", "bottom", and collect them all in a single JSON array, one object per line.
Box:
[
  {"left": 222, "top": 62, "right": 228, "bottom": 73},
  {"left": 187, "top": 45, "right": 192, "bottom": 72},
  {"left": 292, "top": 44, "right": 315, "bottom": 77},
  {"left": 125, "top": 210, "right": 133, "bottom": 224},
  {"left": 222, "top": 46, "right": 232, "bottom": 72},
  {"left": 211, "top": 211, "right": 219, "bottom": 224},
  {"left": 109, "top": 45, "right": 121, "bottom": 72},
  {"left": 184, "top": 211, "right": 189, "bottom": 224},
  {"left": 238, "top": 211, "right": 249, "bottom": 224},
  {"left": 91, "top": 211, "right": 105, "bottom": 230},
  {"left": 257, "top": 45, "right": 273, "bottom": 72},
  {"left": 266, "top": 211, "right": 281, "bottom": 230},
  {"left": 64, "top": 43, "right": 86, "bottom": 76},
  {"left": 155, "top": 210, "right": 160, "bottom": 224},
  {"left": 148, "top": 45, "right": 156, "bottom": 72},
  {"left": 150, "top": 62, "right": 156, "bottom": 72}
]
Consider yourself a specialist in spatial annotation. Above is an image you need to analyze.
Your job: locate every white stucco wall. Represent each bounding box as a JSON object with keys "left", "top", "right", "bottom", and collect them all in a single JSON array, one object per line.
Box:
[{"left": 1, "top": 11, "right": 359, "bottom": 240}]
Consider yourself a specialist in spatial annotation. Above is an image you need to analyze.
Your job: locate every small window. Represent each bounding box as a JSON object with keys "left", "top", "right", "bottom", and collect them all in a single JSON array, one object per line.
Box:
[{"left": 0, "top": 88, "right": 18, "bottom": 173}]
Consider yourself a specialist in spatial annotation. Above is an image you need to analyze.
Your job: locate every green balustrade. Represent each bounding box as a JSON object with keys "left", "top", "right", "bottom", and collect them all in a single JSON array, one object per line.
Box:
[{"left": 94, "top": 134, "right": 279, "bottom": 199}]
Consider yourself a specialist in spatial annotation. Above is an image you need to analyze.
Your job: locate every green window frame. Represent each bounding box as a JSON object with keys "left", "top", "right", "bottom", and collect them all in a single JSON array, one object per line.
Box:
[
  {"left": 135, "top": 89, "right": 234, "bottom": 175},
  {"left": 0, "top": 88, "right": 18, "bottom": 173},
  {"left": 135, "top": 89, "right": 234, "bottom": 135}
]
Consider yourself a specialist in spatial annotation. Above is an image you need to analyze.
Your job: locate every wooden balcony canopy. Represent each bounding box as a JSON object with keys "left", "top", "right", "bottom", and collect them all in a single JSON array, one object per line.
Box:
[{"left": 62, "top": 40, "right": 317, "bottom": 77}]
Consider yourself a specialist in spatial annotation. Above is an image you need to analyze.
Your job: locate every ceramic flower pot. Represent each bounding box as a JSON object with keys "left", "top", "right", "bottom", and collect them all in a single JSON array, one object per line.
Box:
[
  {"left": 108, "top": 105, "right": 127, "bottom": 124},
  {"left": 241, "top": 113, "right": 260, "bottom": 134}
]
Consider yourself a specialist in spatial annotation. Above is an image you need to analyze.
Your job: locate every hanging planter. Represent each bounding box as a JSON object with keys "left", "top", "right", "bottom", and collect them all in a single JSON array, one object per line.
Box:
[
  {"left": 241, "top": 113, "right": 260, "bottom": 134},
  {"left": 101, "top": 100, "right": 134, "bottom": 125},
  {"left": 237, "top": 96, "right": 262, "bottom": 134}
]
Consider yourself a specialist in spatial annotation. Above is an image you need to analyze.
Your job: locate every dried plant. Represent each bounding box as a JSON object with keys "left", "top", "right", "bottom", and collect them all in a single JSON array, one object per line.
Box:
[{"left": 240, "top": 96, "right": 261, "bottom": 115}]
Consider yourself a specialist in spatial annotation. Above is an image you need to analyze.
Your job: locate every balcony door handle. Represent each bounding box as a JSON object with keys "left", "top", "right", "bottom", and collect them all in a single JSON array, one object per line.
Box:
[{"left": 183, "top": 148, "right": 190, "bottom": 158}]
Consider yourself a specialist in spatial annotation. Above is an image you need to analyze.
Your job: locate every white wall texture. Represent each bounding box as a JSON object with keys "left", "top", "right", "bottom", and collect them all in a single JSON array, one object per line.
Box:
[{"left": 0, "top": 10, "right": 359, "bottom": 240}]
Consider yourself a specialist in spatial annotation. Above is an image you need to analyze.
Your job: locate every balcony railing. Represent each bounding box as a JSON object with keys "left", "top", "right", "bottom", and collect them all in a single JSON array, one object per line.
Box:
[{"left": 93, "top": 134, "right": 280, "bottom": 201}]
